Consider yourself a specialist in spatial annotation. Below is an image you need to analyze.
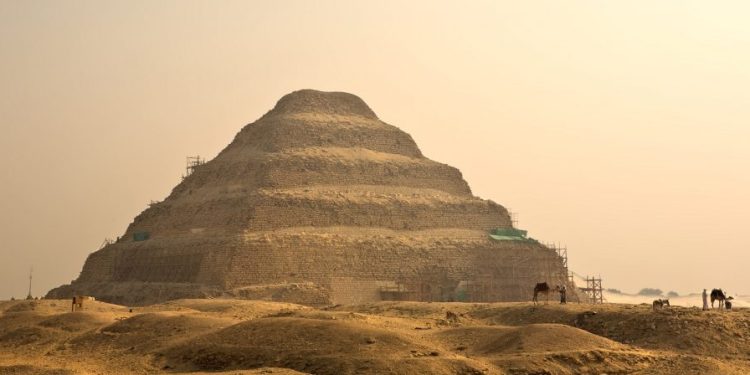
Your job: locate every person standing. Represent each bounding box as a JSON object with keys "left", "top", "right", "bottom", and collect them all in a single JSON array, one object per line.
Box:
[
  {"left": 702, "top": 289, "right": 709, "bottom": 311},
  {"left": 559, "top": 285, "right": 567, "bottom": 304}
]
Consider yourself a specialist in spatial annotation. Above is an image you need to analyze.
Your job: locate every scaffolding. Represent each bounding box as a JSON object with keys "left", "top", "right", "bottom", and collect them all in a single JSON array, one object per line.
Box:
[
  {"left": 183, "top": 156, "right": 205, "bottom": 179},
  {"left": 543, "top": 242, "right": 569, "bottom": 284},
  {"left": 507, "top": 208, "right": 518, "bottom": 227},
  {"left": 556, "top": 245, "right": 568, "bottom": 270},
  {"left": 579, "top": 276, "right": 604, "bottom": 304},
  {"left": 542, "top": 243, "right": 591, "bottom": 303}
]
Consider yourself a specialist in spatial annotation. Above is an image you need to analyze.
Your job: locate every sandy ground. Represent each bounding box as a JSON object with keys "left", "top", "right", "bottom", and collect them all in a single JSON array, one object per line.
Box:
[{"left": 1, "top": 298, "right": 748, "bottom": 375}]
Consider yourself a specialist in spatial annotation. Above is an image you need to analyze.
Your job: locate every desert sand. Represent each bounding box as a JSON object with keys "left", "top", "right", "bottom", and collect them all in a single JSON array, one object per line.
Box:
[{"left": 1, "top": 298, "right": 748, "bottom": 374}]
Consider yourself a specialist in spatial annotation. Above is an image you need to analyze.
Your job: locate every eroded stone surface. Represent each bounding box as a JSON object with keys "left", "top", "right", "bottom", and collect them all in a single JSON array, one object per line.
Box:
[{"left": 47, "top": 90, "right": 568, "bottom": 306}]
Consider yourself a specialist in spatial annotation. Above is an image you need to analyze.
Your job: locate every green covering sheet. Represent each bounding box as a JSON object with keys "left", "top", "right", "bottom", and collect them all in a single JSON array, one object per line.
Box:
[{"left": 489, "top": 228, "right": 529, "bottom": 241}]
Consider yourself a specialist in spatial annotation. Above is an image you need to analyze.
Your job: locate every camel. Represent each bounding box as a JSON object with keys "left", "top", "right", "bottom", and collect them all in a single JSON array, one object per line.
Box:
[
  {"left": 532, "top": 282, "right": 559, "bottom": 305},
  {"left": 711, "top": 289, "right": 726, "bottom": 309},
  {"left": 652, "top": 299, "right": 670, "bottom": 311}
]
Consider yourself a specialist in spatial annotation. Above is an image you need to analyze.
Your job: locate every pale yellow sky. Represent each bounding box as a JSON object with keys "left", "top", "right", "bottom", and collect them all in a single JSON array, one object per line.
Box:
[{"left": 1, "top": 1, "right": 749, "bottom": 299}]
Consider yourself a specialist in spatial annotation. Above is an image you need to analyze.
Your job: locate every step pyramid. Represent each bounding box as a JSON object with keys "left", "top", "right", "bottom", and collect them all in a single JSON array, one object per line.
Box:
[{"left": 48, "top": 90, "right": 569, "bottom": 305}]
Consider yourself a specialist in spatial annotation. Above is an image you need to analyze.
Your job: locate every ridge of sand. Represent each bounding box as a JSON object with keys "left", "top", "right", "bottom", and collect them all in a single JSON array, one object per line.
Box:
[{"left": 2, "top": 299, "right": 749, "bottom": 374}]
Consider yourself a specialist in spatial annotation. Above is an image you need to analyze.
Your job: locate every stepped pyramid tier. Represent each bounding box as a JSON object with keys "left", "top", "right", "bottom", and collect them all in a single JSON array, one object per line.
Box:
[{"left": 47, "top": 90, "right": 570, "bottom": 306}]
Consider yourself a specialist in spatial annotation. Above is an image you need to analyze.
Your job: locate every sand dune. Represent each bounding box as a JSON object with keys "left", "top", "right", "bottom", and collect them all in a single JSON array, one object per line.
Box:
[{"left": 1, "top": 298, "right": 748, "bottom": 374}]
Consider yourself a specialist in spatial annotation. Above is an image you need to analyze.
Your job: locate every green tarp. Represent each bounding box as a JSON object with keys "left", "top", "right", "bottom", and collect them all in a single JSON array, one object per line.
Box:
[
  {"left": 489, "top": 228, "right": 529, "bottom": 241},
  {"left": 491, "top": 228, "right": 527, "bottom": 237},
  {"left": 489, "top": 234, "right": 523, "bottom": 241}
]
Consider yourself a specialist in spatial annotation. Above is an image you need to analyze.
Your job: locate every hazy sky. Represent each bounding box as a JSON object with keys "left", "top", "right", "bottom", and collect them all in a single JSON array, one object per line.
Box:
[{"left": 1, "top": 1, "right": 749, "bottom": 300}]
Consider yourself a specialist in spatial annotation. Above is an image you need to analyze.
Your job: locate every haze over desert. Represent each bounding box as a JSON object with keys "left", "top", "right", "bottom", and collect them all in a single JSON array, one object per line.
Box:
[{"left": 2, "top": 1, "right": 749, "bottom": 374}]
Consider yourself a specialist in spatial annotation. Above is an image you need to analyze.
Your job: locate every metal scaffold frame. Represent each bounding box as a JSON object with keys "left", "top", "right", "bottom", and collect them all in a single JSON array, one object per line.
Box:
[
  {"left": 183, "top": 155, "right": 205, "bottom": 179},
  {"left": 580, "top": 276, "right": 604, "bottom": 304}
]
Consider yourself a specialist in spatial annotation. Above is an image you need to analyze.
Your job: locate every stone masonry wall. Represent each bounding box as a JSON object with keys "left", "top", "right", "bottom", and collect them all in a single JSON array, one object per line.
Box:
[
  {"left": 248, "top": 198, "right": 511, "bottom": 231},
  {"left": 229, "top": 117, "right": 423, "bottom": 158},
  {"left": 78, "top": 235, "right": 235, "bottom": 286},
  {"left": 260, "top": 156, "right": 471, "bottom": 196},
  {"left": 225, "top": 234, "right": 568, "bottom": 303}
]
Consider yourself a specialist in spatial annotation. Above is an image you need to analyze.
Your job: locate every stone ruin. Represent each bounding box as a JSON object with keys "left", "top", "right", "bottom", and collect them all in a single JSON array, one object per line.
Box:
[{"left": 47, "top": 89, "right": 570, "bottom": 306}]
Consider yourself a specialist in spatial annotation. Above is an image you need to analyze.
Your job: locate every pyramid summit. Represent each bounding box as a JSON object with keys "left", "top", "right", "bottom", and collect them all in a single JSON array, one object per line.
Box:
[
  {"left": 48, "top": 89, "right": 569, "bottom": 305},
  {"left": 266, "top": 89, "right": 378, "bottom": 119}
]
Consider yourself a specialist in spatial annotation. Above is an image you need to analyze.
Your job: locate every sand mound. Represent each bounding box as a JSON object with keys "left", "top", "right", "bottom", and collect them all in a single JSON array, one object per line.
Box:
[
  {"left": 0, "top": 311, "right": 49, "bottom": 331},
  {"left": 436, "top": 324, "right": 625, "bottom": 356},
  {"left": 0, "top": 325, "right": 65, "bottom": 348},
  {"left": 1, "top": 301, "right": 59, "bottom": 314},
  {"left": 503, "top": 324, "right": 626, "bottom": 353},
  {"left": 101, "top": 312, "right": 223, "bottom": 335},
  {"left": 150, "top": 298, "right": 310, "bottom": 318},
  {"left": 37, "top": 312, "right": 117, "bottom": 332},
  {"left": 70, "top": 312, "right": 234, "bottom": 353},
  {"left": 0, "top": 299, "right": 127, "bottom": 316},
  {"left": 161, "top": 316, "right": 483, "bottom": 374},
  {"left": 487, "top": 349, "right": 656, "bottom": 375}
]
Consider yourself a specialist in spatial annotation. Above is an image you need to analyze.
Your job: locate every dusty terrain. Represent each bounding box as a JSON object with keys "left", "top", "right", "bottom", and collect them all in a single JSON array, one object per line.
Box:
[{"left": 1, "top": 298, "right": 748, "bottom": 374}]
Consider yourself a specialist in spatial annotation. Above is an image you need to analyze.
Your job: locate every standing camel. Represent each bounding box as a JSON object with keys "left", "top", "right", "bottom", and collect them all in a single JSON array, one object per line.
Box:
[
  {"left": 711, "top": 289, "right": 726, "bottom": 309},
  {"left": 532, "top": 282, "right": 559, "bottom": 305}
]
